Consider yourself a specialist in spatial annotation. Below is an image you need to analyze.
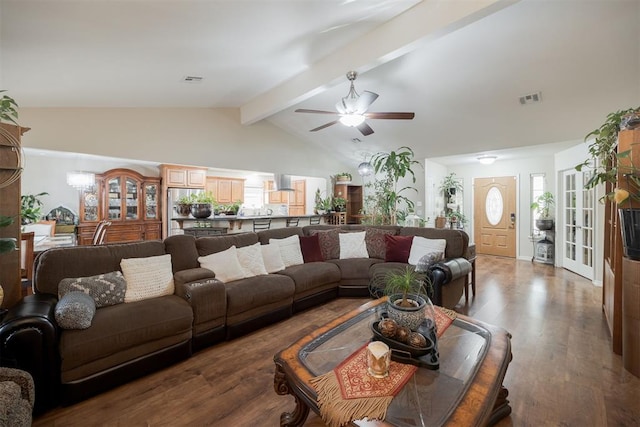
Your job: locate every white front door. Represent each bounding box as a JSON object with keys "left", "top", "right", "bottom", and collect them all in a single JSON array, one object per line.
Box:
[{"left": 562, "top": 169, "right": 595, "bottom": 279}]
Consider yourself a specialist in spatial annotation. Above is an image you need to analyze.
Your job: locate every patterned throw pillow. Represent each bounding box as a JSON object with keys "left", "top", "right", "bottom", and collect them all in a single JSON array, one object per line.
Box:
[
  {"left": 120, "top": 254, "right": 175, "bottom": 303},
  {"left": 307, "top": 228, "right": 340, "bottom": 260},
  {"left": 236, "top": 243, "right": 268, "bottom": 277},
  {"left": 58, "top": 271, "right": 126, "bottom": 308},
  {"left": 55, "top": 291, "right": 96, "bottom": 330},
  {"left": 339, "top": 231, "right": 369, "bottom": 259},
  {"left": 365, "top": 228, "right": 396, "bottom": 259}
]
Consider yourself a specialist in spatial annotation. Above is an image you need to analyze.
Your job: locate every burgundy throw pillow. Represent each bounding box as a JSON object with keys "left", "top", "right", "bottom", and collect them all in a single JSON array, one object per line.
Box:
[
  {"left": 384, "top": 235, "right": 414, "bottom": 263},
  {"left": 300, "top": 235, "right": 324, "bottom": 263}
]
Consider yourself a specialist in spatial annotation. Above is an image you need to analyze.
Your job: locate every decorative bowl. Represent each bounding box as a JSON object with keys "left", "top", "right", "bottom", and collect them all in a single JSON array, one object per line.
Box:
[{"left": 371, "top": 319, "right": 435, "bottom": 358}]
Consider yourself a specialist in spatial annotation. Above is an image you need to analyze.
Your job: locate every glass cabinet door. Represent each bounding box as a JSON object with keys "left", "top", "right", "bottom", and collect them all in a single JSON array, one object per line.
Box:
[
  {"left": 125, "top": 177, "right": 138, "bottom": 220},
  {"left": 108, "top": 177, "right": 121, "bottom": 220},
  {"left": 144, "top": 183, "right": 158, "bottom": 220},
  {"left": 83, "top": 188, "right": 99, "bottom": 221}
]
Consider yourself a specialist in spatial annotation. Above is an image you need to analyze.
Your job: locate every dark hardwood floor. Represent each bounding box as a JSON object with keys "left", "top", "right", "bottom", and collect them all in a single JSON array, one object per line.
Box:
[{"left": 33, "top": 255, "right": 640, "bottom": 426}]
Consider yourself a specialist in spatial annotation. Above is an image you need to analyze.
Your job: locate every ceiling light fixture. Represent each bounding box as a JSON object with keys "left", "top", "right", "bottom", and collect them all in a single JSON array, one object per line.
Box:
[
  {"left": 339, "top": 114, "right": 366, "bottom": 127},
  {"left": 358, "top": 161, "right": 373, "bottom": 177},
  {"left": 477, "top": 155, "right": 497, "bottom": 165}
]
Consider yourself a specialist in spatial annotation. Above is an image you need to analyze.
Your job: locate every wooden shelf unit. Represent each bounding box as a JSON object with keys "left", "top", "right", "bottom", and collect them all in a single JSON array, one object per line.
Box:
[{"left": 334, "top": 183, "right": 363, "bottom": 224}]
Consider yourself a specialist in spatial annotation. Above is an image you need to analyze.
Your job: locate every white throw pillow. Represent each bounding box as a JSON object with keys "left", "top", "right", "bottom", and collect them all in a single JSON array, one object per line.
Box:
[
  {"left": 261, "top": 244, "right": 286, "bottom": 273},
  {"left": 121, "top": 254, "right": 175, "bottom": 303},
  {"left": 339, "top": 231, "right": 369, "bottom": 259},
  {"left": 269, "top": 235, "right": 304, "bottom": 267},
  {"left": 408, "top": 236, "right": 447, "bottom": 265},
  {"left": 198, "top": 246, "right": 248, "bottom": 283},
  {"left": 236, "top": 243, "right": 268, "bottom": 277}
]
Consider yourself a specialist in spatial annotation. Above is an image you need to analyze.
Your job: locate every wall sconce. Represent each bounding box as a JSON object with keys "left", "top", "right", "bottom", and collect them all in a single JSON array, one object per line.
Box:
[
  {"left": 66, "top": 171, "right": 95, "bottom": 190},
  {"left": 477, "top": 155, "right": 497, "bottom": 165}
]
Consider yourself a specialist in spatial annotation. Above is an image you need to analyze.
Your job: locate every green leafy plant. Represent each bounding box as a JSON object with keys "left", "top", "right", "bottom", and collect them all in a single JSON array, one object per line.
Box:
[
  {"left": 177, "top": 195, "right": 192, "bottom": 205},
  {"left": 446, "top": 210, "right": 467, "bottom": 225},
  {"left": 384, "top": 267, "right": 431, "bottom": 308},
  {"left": 192, "top": 191, "right": 215, "bottom": 205},
  {"left": 369, "top": 146, "right": 422, "bottom": 225},
  {"left": 0, "top": 215, "right": 17, "bottom": 254},
  {"left": 332, "top": 197, "right": 347, "bottom": 212},
  {"left": 531, "top": 191, "right": 555, "bottom": 219},
  {"left": 336, "top": 172, "right": 352, "bottom": 181},
  {"left": 576, "top": 107, "right": 640, "bottom": 202},
  {"left": 21, "top": 192, "right": 49, "bottom": 225},
  {"left": 0, "top": 90, "right": 19, "bottom": 125},
  {"left": 439, "top": 172, "right": 463, "bottom": 200}
]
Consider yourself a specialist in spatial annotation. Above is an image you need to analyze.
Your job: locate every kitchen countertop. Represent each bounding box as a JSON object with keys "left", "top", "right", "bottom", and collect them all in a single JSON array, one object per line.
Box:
[{"left": 171, "top": 214, "right": 326, "bottom": 230}]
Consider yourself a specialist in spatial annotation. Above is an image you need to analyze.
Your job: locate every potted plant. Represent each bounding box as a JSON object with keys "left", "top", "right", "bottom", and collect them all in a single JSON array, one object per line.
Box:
[
  {"left": 175, "top": 195, "right": 192, "bottom": 216},
  {"left": 530, "top": 191, "right": 555, "bottom": 230},
  {"left": 316, "top": 196, "right": 333, "bottom": 214},
  {"left": 336, "top": 172, "right": 352, "bottom": 183},
  {"left": 20, "top": 192, "right": 48, "bottom": 225},
  {"left": 370, "top": 146, "right": 422, "bottom": 225},
  {"left": 383, "top": 267, "right": 432, "bottom": 331},
  {"left": 439, "top": 173, "right": 463, "bottom": 203},
  {"left": 332, "top": 197, "right": 347, "bottom": 212},
  {"left": 0, "top": 215, "right": 17, "bottom": 254},
  {"left": 446, "top": 210, "right": 467, "bottom": 229},
  {"left": 576, "top": 107, "right": 640, "bottom": 259},
  {"left": 0, "top": 90, "right": 19, "bottom": 125},
  {"left": 190, "top": 191, "right": 215, "bottom": 219}
]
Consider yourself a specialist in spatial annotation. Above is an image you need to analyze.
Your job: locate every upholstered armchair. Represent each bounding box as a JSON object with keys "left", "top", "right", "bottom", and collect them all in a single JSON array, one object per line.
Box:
[{"left": 0, "top": 367, "right": 34, "bottom": 426}]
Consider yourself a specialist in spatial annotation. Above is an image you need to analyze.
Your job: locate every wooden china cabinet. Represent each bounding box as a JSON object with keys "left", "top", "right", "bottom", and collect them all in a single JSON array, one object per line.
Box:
[{"left": 77, "top": 168, "right": 161, "bottom": 245}]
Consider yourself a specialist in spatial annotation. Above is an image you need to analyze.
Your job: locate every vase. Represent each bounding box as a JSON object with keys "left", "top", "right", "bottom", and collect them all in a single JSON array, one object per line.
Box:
[
  {"left": 386, "top": 294, "right": 427, "bottom": 331},
  {"left": 536, "top": 219, "right": 554, "bottom": 231},
  {"left": 619, "top": 208, "right": 640, "bottom": 261},
  {"left": 190, "top": 203, "right": 212, "bottom": 219},
  {"left": 175, "top": 203, "right": 191, "bottom": 216}
]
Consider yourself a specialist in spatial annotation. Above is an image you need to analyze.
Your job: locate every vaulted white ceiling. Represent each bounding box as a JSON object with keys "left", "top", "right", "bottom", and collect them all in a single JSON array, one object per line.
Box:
[{"left": 1, "top": 0, "right": 638, "bottom": 167}]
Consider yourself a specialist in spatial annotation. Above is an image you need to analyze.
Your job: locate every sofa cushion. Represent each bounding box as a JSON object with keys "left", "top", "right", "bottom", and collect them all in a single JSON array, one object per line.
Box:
[
  {"left": 58, "top": 271, "right": 126, "bottom": 308},
  {"left": 277, "top": 262, "right": 340, "bottom": 297},
  {"left": 300, "top": 235, "right": 324, "bottom": 262},
  {"left": 339, "top": 231, "right": 368, "bottom": 259},
  {"left": 121, "top": 254, "right": 175, "bottom": 303},
  {"left": 385, "top": 235, "right": 414, "bottom": 263},
  {"left": 59, "top": 295, "right": 193, "bottom": 382},
  {"left": 307, "top": 228, "right": 340, "bottom": 260},
  {"left": 55, "top": 292, "right": 96, "bottom": 330},
  {"left": 329, "top": 258, "right": 383, "bottom": 280},
  {"left": 198, "top": 246, "right": 248, "bottom": 283},
  {"left": 365, "top": 228, "right": 397, "bottom": 259},
  {"left": 196, "top": 233, "right": 259, "bottom": 257},
  {"left": 269, "top": 235, "right": 304, "bottom": 267},
  {"left": 223, "top": 275, "right": 295, "bottom": 317},
  {"left": 236, "top": 243, "right": 268, "bottom": 277},
  {"left": 164, "top": 234, "right": 200, "bottom": 272},
  {"left": 408, "top": 236, "right": 446, "bottom": 265},
  {"left": 261, "top": 244, "right": 286, "bottom": 273}
]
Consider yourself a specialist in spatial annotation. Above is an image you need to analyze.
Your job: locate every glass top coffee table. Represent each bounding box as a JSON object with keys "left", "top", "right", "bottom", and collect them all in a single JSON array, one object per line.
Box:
[{"left": 274, "top": 298, "right": 512, "bottom": 426}]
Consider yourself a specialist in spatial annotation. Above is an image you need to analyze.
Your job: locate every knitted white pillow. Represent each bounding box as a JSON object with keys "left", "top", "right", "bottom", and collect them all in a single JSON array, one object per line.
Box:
[
  {"left": 339, "top": 231, "right": 369, "bottom": 259},
  {"left": 120, "top": 254, "right": 175, "bottom": 303},
  {"left": 198, "top": 246, "right": 248, "bottom": 283},
  {"left": 269, "top": 235, "right": 304, "bottom": 267},
  {"left": 261, "top": 244, "right": 285, "bottom": 273},
  {"left": 237, "top": 243, "right": 268, "bottom": 277},
  {"left": 408, "top": 236, "right": 446, "bottom": 265}
]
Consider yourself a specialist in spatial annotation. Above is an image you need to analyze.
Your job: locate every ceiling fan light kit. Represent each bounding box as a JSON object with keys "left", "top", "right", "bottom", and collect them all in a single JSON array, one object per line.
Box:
[{"left": 295, "top": 71, "right": 415, "bottom": 136}]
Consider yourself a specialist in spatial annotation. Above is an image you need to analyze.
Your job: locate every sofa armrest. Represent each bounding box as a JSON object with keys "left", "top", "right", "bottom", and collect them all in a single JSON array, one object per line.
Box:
[
  {"left": 430, "top": 258, "right": 472, "bottom": 284},
  {"left": 173, "top": 268, "right": 215, "bottom": 289},
  {"left": 0, "top": 294, "right": 59, "bottom": 414}
]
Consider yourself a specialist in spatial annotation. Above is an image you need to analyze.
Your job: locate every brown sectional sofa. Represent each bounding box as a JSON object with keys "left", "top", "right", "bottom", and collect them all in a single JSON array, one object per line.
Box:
[{"left": 0, "top": 224, "right": 470, "bottom": 413}]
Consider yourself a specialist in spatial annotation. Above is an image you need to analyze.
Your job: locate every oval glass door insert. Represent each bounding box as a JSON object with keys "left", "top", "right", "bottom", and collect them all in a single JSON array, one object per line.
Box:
[{"left": 485, "top": 187, "right": 504, "bottom": 225}]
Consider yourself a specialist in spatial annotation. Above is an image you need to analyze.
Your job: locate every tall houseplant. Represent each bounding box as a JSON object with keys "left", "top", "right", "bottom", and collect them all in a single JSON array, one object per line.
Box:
[
  {"left": 531, "top": 191, "right": 555, "bottom": 230},
  {"left": 369, "top": 146, "right": 422, "bottom": 225}
]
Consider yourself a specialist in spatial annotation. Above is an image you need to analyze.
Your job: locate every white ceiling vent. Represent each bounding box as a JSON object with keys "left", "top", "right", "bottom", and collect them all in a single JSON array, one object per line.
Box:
[
  {"left": 519, "top": 91, "right": 542, "bottom": 105},
  {"left": 182, "top": 76, "right": 203, "bottom": 83}
]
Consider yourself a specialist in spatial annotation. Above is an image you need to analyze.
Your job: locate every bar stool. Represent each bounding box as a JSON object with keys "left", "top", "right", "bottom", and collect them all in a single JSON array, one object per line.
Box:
[
  {"left": 286, "top": 217, "right": 300, "bottom": 227},
  {"left": 253, "top": 218, "right": 271, "bottom": 232}
]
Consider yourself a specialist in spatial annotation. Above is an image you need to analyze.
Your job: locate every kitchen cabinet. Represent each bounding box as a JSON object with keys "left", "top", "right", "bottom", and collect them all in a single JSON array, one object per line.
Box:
[
  {"left": 160, "top": 164, "right": 206, "bottom": 188},
  {"left": 206, "top": 177, "right": 245, "bottom": 204},
  {"left": 266, "top": 180, "right": 283, "bottom": 203},
  {"left": 77, "top": 168, "right": 161, "bottom": 245},
  {"left": 289, "top": 180, "right": 306, "bottom": 216}
]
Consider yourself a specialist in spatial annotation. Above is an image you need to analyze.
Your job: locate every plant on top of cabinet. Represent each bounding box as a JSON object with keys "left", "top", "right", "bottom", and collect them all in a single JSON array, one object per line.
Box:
[
  {"left": 439, "top": 173, "right": 463, "bottom": 201},
  {"left": 336, "top": 172, "right": 352, "bottom": 182},
  {"left": 0, "top": 90, "right": 19, "bottom": 125}
]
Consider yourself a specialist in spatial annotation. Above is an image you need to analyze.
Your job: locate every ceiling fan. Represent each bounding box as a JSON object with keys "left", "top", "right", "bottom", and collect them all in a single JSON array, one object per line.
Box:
[{"left": 295, "top": 71, "right": 415, "bottom": 136}]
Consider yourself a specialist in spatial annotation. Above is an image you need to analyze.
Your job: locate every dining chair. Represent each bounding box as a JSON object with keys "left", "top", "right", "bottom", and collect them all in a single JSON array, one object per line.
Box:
[
  {"left": 286, "top": 217, "right": 300, "bottom": 227},
  {"left": 252, "top": 218, "right": 271, "bottom": 232},
  {"left": 20, "top": 232, "right": 35, "bottom": 283},
  {"left": 309, "top": 216, "right": 321, "bottom": 225},
  {"left": 91, "top": 220, "right": 111, "bottom": 245}
]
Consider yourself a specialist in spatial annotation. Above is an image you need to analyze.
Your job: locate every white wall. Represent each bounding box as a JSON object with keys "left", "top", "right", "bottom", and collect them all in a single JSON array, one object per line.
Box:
[{"left": 424, "top": 159, "right": 448, "bottom": 226}]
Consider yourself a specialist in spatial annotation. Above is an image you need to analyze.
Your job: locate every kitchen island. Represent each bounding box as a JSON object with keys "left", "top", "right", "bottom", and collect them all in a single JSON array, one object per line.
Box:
[{"left": 171, "top": 214, "right": 326, "bottom": 235}]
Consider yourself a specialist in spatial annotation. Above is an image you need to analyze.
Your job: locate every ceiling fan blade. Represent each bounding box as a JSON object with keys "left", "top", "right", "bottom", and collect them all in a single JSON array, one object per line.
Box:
[
  {"left": 355, "top": 91, "right": 379, "bottom": 113},
  {"left": 295, "top": 109, "right": 338, "bottom": 115},
  {"left": 310, "top": 120, "right": 340, "bottom": 132},
  {"left": 357, "top": 122, "right": 374, "bottom": 136},
  {"left": 364, "top": 112, "right": 415, "bottom": 120}
]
